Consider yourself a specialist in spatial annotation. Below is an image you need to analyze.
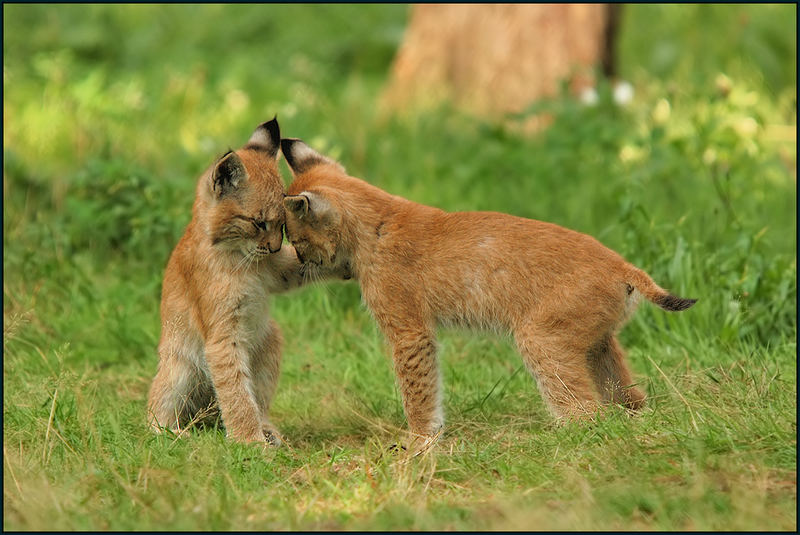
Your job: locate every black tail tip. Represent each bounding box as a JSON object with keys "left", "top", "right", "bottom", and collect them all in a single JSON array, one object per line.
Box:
[{"left": 657, "top": 294, "right": 698, "bottom": 311}]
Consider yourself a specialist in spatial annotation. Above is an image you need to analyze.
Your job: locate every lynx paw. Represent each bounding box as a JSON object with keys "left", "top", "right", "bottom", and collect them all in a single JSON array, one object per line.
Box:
[
  {"left": 406, "top": 425, "right": 444, "bottom": 456},
  {"left": 413, "top": 433, "right": 441, "bottom": 456},
  {"left": 623, "top": 387, "right": 647, "bottom": 411},
  {"left": 262, "top": 425, "right": 283, "bottom": 447}
]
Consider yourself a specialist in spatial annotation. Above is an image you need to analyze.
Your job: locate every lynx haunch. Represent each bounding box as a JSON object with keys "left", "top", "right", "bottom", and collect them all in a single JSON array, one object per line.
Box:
[{"left": 280, "top": 137, "right": 697, "bottom": 441}]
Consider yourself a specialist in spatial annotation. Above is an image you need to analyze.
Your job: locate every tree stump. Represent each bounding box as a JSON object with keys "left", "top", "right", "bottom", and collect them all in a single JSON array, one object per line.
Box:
[{"left": 381, "top": 4, "right": 619, "bottom": 121}]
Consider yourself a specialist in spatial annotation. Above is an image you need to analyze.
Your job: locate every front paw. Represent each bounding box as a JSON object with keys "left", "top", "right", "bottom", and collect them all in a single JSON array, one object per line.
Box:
[
  {"left": 262, "top": 424, "right": 283, "bottom": 447},
  {"left": 408, "top": 424, "right": 444, "bottom": 455}
]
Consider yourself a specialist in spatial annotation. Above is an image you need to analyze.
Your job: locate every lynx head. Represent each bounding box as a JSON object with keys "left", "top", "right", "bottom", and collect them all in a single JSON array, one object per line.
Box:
[
  {"left": 202, "top": 118, "right": 286, "bottom": 258},
  {"left": 281, "top": 138, "right": 349, "bottom": 269}
]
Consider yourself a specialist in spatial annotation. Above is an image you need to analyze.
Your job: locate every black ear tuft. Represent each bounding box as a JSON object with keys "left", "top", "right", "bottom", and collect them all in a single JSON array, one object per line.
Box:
[
  {"left": 283, "top": 195, "right": 309, "bottom": 218},
  {"left": 263, "top": 116, "right": 280, "bottom": 148},
  {"left": 245, "top": 116, "right": 280, "bottom": 157},
  {"left": 280, "top": 138, "right": 302, "bottom": 169},
  {"left": 212, "top": 152, "right": 247, "bottom": 197}
]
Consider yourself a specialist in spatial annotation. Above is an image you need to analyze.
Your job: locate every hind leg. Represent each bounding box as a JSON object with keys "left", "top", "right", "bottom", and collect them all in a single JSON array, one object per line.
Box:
[
  {"left": 250, "top": 320, "right": 284, "bottom": 445},
  {"left": 587, "top": 335, "right": 647, "bottom": 410},
  {"left": 515, "top": 326, "right": 600, "bottom": 420},
  {"left": 147, "top": 348, "right": 216, "bottom": 434}
]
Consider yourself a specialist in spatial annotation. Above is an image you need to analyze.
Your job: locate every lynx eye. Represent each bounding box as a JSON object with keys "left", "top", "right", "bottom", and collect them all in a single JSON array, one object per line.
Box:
[{"left": 251, "top": 219, "right": 268, "bottom": 231}]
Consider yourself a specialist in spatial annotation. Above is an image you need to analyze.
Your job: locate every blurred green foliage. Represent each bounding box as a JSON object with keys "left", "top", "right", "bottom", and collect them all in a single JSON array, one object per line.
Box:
[
  {"left": 3, "top": 4, "right": 796, "bottom": 350},
  {"left": 620, "top": 4, "right": 797, "bottom": 95},
  {"left": 3, "top": 4, "right": 796, "bottom": 531}
]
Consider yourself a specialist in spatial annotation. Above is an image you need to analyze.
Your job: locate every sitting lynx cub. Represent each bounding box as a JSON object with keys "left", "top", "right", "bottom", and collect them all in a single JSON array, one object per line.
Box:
[
  {"left": 148, "top": 119, "right": 310, "bottom": 444},
  {"left": 280, "top": 137, "right": 696, "bottom": 441}
]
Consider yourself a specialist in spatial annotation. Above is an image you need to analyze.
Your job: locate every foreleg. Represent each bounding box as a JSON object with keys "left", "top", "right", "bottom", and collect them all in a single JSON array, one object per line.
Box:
[
  {"left": 388, "top": 327, "right": 444, "bottom": 439},
  {"left": 204, "top": 332, "right": 266, "bottom": 443},
  {"left": 249, "top": 319, "right": 284, "bottom": 445}
]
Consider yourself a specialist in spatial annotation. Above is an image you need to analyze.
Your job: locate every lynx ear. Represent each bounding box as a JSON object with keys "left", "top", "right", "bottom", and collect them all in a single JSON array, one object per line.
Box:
[
  {"left": 212, "top": 151, "right": 247, "bottom": 198},
  {"left": 244, "top": 116, "right": 280, "bottom": 157},
  {"left": 281, "top": 138, "right": 345, "bottom": 175},
  {"left": 284, "top": 192, "right": 333, "bottom": 220},
  {"left": 283, "top": 195, "right": 309, "bottom": 218}
]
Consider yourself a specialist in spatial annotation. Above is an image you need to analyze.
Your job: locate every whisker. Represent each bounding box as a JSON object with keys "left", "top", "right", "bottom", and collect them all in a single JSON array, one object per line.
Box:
[
  {"left": 233, "top": 254, "right": 247, "bottom": 272},
  {"left": 303, "top": 264, "right": 329, "bottom": 293},
  {"left": 304, "top": 264, "right": 318, "bottom": 287},
  {"left": 235, "top": 250, "right": 255, "bottom": 272}
]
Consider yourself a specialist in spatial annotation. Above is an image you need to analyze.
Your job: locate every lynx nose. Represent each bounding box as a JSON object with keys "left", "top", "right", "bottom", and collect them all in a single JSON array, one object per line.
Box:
[{"left": 295, "top": 249, "right": 306, "bottom": 263}]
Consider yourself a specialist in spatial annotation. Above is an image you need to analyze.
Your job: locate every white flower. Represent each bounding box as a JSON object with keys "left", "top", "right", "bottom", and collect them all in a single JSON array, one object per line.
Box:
[{"left": 613, "top": 81, "right": 634, "bottom": 106}]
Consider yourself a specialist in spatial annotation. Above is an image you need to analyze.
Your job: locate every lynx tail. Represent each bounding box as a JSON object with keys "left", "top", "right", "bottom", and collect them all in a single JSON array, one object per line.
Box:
[{"left": 627, "top": 266, "right": 697, "bottom": 312}]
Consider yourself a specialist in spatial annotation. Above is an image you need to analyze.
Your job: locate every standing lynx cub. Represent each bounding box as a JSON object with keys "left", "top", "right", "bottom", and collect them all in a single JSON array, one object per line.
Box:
[
  {"left": 280, "top": 137, "right": 696, "bottom": 441},
  {"left": 147, "top": 119, "right": 308, "bottom": 444}
]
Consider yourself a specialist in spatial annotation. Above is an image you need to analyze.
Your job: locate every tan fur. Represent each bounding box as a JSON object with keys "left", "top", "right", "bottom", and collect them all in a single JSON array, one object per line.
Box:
[
  {"left": 147, "top": 120, "right": 313, "bottom": 444},
  {"left": 280, "top": 138, "right": 696, "bottom": 440}
]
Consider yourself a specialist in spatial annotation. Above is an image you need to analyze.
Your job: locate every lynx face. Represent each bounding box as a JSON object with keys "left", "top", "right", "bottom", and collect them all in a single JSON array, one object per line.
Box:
[
  {"left": 283, "top": 191, "right": 343, "bottom": 267},
  {"left": 208, "top": 146, "right": 286, "bottom": 258}
]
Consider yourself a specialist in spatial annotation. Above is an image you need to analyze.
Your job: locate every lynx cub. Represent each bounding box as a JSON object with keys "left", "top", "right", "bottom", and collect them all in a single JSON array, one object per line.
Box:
[
  {"left": 147, "top": 119, "right": 308, "bottom": 444},
  {"left": 279, "top": 137, "right": 696, "bottom": 442}
]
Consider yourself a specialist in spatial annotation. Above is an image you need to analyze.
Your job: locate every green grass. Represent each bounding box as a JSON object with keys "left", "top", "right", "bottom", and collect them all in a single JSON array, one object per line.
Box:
[{"left": 3, "top": 4, "right": 796, "bottom": 531}]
